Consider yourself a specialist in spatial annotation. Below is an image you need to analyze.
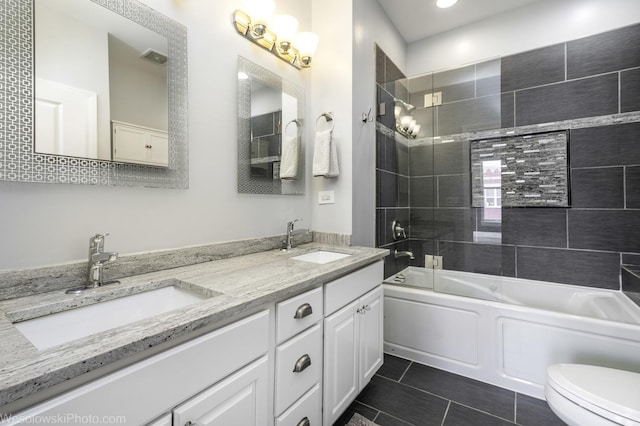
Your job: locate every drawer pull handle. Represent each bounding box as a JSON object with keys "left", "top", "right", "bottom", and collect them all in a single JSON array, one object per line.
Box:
[
  {"left": 296, "top": 417, "right": 310, "bottom": 426},
  {"left": 294, "top": 303, "right": 313, "bottom": 319},
  {"left": 293, "top": 354, "right": 311, "bottom": 373}
]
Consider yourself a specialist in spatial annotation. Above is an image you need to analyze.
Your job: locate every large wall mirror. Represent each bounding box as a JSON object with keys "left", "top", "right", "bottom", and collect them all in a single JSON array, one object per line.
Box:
[
  {"left": 0, "top": 0, "right": 188, "bottom": 188},
  {"left": 238, "top": 57, "right": 305, "bottom": 195}
]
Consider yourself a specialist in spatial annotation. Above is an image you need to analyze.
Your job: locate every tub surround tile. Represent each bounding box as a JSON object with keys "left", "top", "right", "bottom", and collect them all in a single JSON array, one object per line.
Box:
[
  {"left": 378, "top": 85, "right": 396, "bottom": 130},
  {"left": 0, "top": 243, "right": 388, "bottom": 408},
  {"left": 409, "top": 144, "right": 434, "bottom": 177},
  {"left": 409, "top": 208, "right": 435, "bottom": 240},
  {"left": 515, "top": 394, "right": 566, "bottom": 426},
  {"left": 357, "top": 375, "right": 448, "bottom": 426},
  {"left": 434, "top": 140, "right": 470, "bottom": 176},
  {"left": 516, "top": 247, "right": 620, "bottom": 289},
  {"left": 501, "top": 208, "right": 567, "bottom": 248},
  {"left": 438, "top": 241, "right": 516, "bottom": 277},
  {"left": 438, "top": 175, "right": 471, "bottom": 208},
  {"left": 501, "top": 92, "right": 515, "bottom": 128},
  {"left": 400, "top": 363, "right": 516, "bottom": 421},
  {"left": 436, "top": 95, "right": 502, "bottom": 136},
  {"left": 433, "top": 64, "right": 476, "bottom": 103},
  {"left": 377, "top": 208, "right": 410, "bottom": 247},
  {"left": 626, "top": 166, "right": 640, "bottom": 209},
  {"left": 434, "top": 209, "right": 476, "bottom": 243},
  {"left": 622, "top": 253, "right": 640, "bottom": 266},
  {"left": 568, "top": 210, "right": 640, "bottom": 253},
  {"left": 410, "top": 177, "right": 435, "bottom": 207},
  {"left": 377, "top": 171, "right": 400, "bottom": 207},
  {"left": 567, "top": 23, "right": 640, "bottom": 79},
  {"left": 621, "top": 68, "right": 640, "bottom": 113},
  {"left": 501, "top": 44, "right": 565, "bottom": 92},
  {"left": 570, "top": 122, "right": 640, "bottom": 168},
  {"left": 515, "top": 73, "right": 619, "bottom": 126},
  {"left": 571, "top": 167, "right": 624, "bottom": 208}
]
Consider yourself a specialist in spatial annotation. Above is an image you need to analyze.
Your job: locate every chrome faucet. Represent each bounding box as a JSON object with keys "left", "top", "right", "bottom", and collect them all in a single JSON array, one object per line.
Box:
[
  {"left": 284, "top": 219, "right": 302, "bottom": 251},
  {"left": 394, "top": 249, "right": 415, "bottom": 260},
  {"left": 66, "top": 234, "right": 119, "bottom": 294}
]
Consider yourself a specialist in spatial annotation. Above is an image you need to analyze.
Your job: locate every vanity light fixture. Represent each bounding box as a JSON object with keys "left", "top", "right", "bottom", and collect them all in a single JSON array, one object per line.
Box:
[
  {"left": 436, "top": 0, "right": 458, "bottom": 8},
  {"left": 232, "top": 2, "right": 318, "bottom": 69}
]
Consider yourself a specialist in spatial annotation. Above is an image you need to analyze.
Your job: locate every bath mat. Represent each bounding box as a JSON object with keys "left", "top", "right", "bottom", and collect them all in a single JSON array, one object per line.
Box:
[{"left": 346, "top": 413, "right": 379, "bottom": 426}]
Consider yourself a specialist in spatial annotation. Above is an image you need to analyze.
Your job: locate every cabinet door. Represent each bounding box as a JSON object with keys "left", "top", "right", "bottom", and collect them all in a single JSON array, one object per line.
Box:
[
  {"left": 359, "top": 286, "right": 384, "bottom": 391},
  {"left": 112, "top": 124, "right": 148, "bottom": 163},
  {"left": 173, "top": 356, "right": 268, "bottom": 426},
  {"left": 148, "top": 132, "right": 169, "bottom": 166},
  {"left": 323, "top": 300, "right": 359, "bottom": 426}
]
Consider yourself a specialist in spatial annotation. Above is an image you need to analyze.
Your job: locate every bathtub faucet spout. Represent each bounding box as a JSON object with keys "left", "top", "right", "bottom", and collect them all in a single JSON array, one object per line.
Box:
[{"left": 394, "top": 249, "right": 415, "bottom": 260}]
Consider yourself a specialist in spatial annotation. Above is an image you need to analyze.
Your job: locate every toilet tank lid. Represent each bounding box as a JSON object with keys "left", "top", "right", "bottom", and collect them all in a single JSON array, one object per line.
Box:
[{"left": 547, "top": 364, "right": 640, "bottom": 422}]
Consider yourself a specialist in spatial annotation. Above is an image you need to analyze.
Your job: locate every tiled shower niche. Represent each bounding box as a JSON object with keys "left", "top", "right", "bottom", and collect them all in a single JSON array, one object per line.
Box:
[{"left": 375, "top": 22, "right": 640, "bottom": 301}]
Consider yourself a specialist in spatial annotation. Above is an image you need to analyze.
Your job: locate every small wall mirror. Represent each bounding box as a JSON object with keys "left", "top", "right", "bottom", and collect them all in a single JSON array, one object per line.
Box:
[
  {"left": 0, "top": 0, "right": 188, "bottom": 188},
  {"left": 238, "top": 56, "right": 305, "bottom": 195}
]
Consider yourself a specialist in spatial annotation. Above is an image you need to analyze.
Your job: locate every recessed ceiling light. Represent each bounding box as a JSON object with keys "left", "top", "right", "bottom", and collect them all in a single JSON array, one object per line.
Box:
[{"left": 436, "top": 0, "right": 458, "bottom": 8}]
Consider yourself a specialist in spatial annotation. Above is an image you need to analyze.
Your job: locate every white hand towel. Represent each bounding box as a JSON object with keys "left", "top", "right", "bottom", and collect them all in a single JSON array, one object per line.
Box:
[
  {"left": 280, "top": 135, "right": 299, "bottom": 179},
  {"left": 313, "top": 129, "right": 339, "bottom": 178}
]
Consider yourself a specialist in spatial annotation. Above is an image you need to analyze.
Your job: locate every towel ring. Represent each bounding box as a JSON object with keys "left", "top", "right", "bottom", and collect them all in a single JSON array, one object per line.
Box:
[
  {"left": 285, "top": 119, "right": 302, "bottom": 137},
  {"left": 315, "top": 112, "right": 335, "bottom": 132}
]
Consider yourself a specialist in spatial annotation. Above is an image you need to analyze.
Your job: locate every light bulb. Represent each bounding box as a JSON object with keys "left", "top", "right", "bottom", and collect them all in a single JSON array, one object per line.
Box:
[
  {"left": 296, "top": 32, "right": 319, "bottom": 67},
  {"left": 436, "top": 0, "right": 458, "bottom": 8},
  {"left": 245, "top": 0, "right": 275, "bottom": 35},
  {"left": 400, "top": 115, "right": 413, "bottom": 130},
  {"left": 272, "top": 15, "right": 298, "bottom": 53}
]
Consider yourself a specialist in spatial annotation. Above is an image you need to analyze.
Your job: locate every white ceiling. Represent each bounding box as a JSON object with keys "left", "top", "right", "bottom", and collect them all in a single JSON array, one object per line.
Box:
[{"left": 377, "top": 0, "right": 544, "bottom": 42}]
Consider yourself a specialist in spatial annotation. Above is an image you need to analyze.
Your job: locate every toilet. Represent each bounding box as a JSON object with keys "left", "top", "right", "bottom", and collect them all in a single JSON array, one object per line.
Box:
[{"left": 545, "top": 364, "right": 640, "bottom": 426}]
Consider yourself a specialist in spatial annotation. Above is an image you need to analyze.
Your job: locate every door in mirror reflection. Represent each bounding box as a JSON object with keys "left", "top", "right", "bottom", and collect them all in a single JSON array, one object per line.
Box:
[{"left": 34, "top": 0, "right": 168, "bottom": 164}]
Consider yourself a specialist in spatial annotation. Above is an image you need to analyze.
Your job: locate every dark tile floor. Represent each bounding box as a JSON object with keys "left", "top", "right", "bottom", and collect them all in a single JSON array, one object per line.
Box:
[{"left": 334, "top": 354, "right": 567, "bottom": 426}]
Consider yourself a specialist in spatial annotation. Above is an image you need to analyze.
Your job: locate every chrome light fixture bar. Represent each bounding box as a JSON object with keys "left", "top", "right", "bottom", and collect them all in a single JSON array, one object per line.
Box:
[{"left": 233, "top": 9, "right": 318, "bottom": 69}]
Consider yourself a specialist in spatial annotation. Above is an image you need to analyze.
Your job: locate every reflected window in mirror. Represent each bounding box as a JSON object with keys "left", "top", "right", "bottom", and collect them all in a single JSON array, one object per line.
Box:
[
  {"left": 0, "top": 0, "right": 187, "bottom": 188},
  {"left": 238, "top": 57, "right": 305, "bottom": 195}
]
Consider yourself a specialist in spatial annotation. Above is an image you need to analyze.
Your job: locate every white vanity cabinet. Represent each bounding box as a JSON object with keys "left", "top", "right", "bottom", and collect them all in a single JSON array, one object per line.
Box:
[
  {"left": 111, "top": 120, "right": 168, "bottom": 167},
  {"left": 322, "top": 262, "right": 384, "bottom": 426},
  {"left": 274, "top": 287, "right": 324, "bottom": 426},
  {"left": 3, "top": 311, "right": 270, "bottom": 426}
]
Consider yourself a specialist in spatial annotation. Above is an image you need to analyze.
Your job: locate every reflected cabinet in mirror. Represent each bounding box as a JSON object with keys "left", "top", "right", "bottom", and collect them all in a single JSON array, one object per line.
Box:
[
  {"left": 0, "top": 0, "right": 188, "bottom": 188},
  {"left": 238, "top": 57, "right": 305, "bottom": 195}
]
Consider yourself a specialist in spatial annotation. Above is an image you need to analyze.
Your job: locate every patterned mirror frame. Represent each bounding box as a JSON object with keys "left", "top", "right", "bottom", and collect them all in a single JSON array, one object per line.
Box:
[{"left": 0, "top": 0, "right": 188, "bottom": 188}]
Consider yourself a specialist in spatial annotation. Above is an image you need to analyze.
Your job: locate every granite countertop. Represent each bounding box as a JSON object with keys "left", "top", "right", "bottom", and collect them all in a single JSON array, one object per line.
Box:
[{"left": 0, "top": 243, "right": 388, "bottom": 409}]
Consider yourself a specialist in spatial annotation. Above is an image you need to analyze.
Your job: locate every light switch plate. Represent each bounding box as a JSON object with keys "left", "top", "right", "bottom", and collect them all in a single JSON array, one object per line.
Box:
[{"left": 318, "top": 190, "right": 335, "bottom": 204}]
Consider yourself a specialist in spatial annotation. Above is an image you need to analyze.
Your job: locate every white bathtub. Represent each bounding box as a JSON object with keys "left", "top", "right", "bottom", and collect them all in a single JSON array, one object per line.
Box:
[{"left": 383, "top": 267, "right": 640, "bottom": 399}]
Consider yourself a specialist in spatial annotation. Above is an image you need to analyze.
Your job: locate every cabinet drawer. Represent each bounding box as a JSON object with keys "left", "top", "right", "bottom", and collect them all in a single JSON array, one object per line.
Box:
[
  {"left": 324, "top": 261, "right": 383, "bottom": 316},
  {"left": 277, "top": 287, "right": 323, "bottom": 344},
  {"left": 275, "top": 383, "right": 321, "bottom": 426},
  {"left": 275, "top": 323, "right": 323, "bottom": 416}
]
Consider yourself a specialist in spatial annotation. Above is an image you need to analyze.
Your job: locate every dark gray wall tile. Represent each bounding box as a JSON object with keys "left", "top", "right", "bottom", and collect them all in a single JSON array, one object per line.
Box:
[
  {"left": 377, "top": 85, "right": 396, "bottom": 130},
  {"left": 437, "top": 95, "right": 502, "bottom": 135},
  {"left": 407, "top": 238, "right": 436, "bottom": 266},
  {"left": 409, "top": 144, "right": 434, "bottom": 177},
  {"left": 622, "top": 268, "right": 640, "bottom": 294},
  {"left": 621, "top": 68, "right": 640, "bottom": 113},
  {"left": 571, "top": 122, "right": 640, "bottom": 168},
  {"left": 515, "top": 73, "right": 619, "bottom": 126},
  {"left": 410, "top": 208, "right": 434, "bottom": 240},
  {"left": 567, "top": 23, "right": 640, "bottom": 79},
  {"left": 516, "top": 393, "right": 566, "bottom": 426},
  {"left": 397, "top": 140, "right": 409, "bottom": 176},
  {"left": 439, "top": 241, "right": 516, "bottom": 277},
  {"left": 502, "top": 208, "right": 567, "bottom": 248},
  {"left": 410, "top": 176, "right": 434, "bottom": 207},
  {"left": 438, "top": 175, "right": 471, "bottom": 207},
  {"left": 501, "top": 44, "right": 566, "bottom": 92},
  {"left": 386, "top": 55, "right": 406, "bottom": 83},
  {"left": 516, "top": 247, "right": 620, "bottom": 289},
  {"left": 434, "top": 64, "right": 476, "bottom": 103},
  {"left": 434, "top": 208, "right": 474, "bottom": 242},
  {"left": 401, "top": 363, "right": 515, "bottom": 421},
  {"left": 377, "top": 170, "right": 398, "bottom": 207},
  {"left": 398, "top": 176, "right": 409, "bottom": 207},
  {"left": 357, "top": 376, "right": 448, "bottom": 426},
  {"left": 376, "top": 44, "right": 385, "bottom": 84},
  {"left": 434, "top": 140, "right": 470, "bottom": 175},
  {"left": 501, "top": 92, "right": 515, "bottom": 128},
  {"left": 626, "top": 166, "right": 640, "bottom": 209},
  {"left": 569, "top": 210, "right": 640, "bottom": 253},
  {"left": 409, "top": 107, "right": 434, "bottom": 140},
  {"left": 409, "top": 73, "right": 434, "bottom": 110},
  {"left": 476, "top": 58, "right": 501, "bottom": 97},
  {"left": 377, "top": 208, "right": 410, "bottom": 246},
  {"left": 623, "top": 253, "right": 640, "bottom": 266},
  {"left": 571, "top": 167, "right": 624, "bottom": 208}
]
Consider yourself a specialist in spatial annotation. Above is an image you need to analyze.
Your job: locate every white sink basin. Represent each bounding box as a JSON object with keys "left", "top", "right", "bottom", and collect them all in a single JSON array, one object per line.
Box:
[
  {"left": 14, "top": 286, "right": 209, "bottom": 350},
  {"left": 290, "top": 250, "right": 351, "bottom": 264}
]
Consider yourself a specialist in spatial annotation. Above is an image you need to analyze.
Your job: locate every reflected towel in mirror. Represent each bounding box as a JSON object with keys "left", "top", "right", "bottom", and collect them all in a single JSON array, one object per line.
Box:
[
  {"left": 312, "top": 129, "right": 339, "bottom": 177},
  {"left": 280, "top": 135, "right": 299, "bottom": 179}
]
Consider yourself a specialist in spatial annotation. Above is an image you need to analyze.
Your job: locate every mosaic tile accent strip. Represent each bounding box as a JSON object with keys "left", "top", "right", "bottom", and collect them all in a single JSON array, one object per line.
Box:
[
  {"left": 471, "top": 131, "right": 569, "bottom": 207},
  {"left": 1, "top": 0, "right": 188, "bottom": 188}
]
